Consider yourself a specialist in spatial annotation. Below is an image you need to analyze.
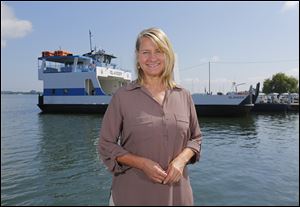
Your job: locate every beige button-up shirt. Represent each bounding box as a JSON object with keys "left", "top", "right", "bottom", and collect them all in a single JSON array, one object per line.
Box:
[{"left": 99, "top": 81, "right": 202, "bottom": 206}]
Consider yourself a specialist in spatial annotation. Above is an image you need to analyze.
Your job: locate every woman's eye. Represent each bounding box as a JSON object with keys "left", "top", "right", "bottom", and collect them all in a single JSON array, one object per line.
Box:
[{"left": 141, "top": 51, "right": 149, "bottom": 55}]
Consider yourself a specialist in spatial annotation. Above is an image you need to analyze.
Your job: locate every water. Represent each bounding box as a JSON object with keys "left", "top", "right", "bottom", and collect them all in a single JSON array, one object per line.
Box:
[{"left": 1, "top": 94, "right": 299, "bottom": 206}]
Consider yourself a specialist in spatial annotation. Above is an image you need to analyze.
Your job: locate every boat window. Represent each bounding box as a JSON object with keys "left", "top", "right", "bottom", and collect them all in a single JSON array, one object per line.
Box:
[
  {"left": 52, "top": 89, "right": 56, "bottom": 95},
  {"left": 63, "top": 89, "right": 68, "bottom": 95}
]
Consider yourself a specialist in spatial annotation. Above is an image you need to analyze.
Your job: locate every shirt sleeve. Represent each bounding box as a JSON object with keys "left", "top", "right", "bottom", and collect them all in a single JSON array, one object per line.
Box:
[
  {"left": 98, "top": 91, "right": 130, "bottom": 174},
  {"left": 186, "top": 92, "right": 202, "bottom": 164}
]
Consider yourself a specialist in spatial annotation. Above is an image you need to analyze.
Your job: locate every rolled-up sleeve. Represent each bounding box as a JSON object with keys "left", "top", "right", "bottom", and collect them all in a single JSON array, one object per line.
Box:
[
  {"left": 98, "top": 91, "right": 130, "bottom": 174},
  {"left": 186, "top": 92, "right": 202, "bottom": 164}
]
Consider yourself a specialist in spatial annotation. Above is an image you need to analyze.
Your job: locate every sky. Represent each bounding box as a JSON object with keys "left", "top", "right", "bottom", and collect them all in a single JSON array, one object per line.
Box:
[{"left": 1, "top": 1, "right": 299, "bottom": 93}]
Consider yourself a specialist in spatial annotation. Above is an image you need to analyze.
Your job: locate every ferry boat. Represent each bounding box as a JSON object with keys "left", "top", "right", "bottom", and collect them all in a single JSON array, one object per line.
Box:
[
  {"left": 37, "top": 32, "right": 259, "bottom": 116},
  {"left": 38, "top": 34, "right": 132, "bottom": 113}
]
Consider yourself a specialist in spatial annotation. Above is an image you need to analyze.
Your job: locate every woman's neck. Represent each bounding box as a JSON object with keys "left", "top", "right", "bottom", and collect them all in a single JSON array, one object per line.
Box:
[{"left": 143, "top": 77, "right": 166, "bottom": 92}]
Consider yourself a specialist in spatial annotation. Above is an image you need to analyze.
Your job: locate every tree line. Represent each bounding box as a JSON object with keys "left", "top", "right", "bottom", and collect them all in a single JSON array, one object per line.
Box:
[{"left": 262, "top": 73, "right": 299, "bottom": 94}]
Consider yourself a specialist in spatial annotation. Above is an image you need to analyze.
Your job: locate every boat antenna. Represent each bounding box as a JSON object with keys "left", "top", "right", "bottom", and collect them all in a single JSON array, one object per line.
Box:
[
  {"left": 89, "top": 30, "right": 93, "bottom": 52},
  {"left": 208, "top": 61, "right": 211, "bottom": 94}
]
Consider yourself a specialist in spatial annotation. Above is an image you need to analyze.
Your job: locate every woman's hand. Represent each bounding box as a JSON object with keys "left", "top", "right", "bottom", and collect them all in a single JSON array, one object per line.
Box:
[
  {"left": 163, "top": 148, "right": 195, "bottom": 184},
  {"left": 141, "top": 158, "right": 167, "bottom": 184},
  {"left": 163, "top": 157, "right": 186, "bottom": 184}
]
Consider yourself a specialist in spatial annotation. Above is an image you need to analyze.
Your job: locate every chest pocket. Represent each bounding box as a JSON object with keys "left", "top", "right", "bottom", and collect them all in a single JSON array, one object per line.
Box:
[
  {"left": 175, "top": 114, "right": 189, "bottom": 139},
  {"left": 129, "top": 115, "right": 153, "bottom": 141}
]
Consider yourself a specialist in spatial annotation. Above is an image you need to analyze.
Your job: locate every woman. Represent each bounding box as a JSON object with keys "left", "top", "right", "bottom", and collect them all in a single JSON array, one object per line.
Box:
[{"left": 98, "top": 27, "right": 202, "bottom": 205}]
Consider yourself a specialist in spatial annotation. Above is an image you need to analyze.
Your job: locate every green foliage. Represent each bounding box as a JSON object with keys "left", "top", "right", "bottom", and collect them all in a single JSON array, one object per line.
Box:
[{"left": 262, "top": 73, "right": 299, "bottom": 94}]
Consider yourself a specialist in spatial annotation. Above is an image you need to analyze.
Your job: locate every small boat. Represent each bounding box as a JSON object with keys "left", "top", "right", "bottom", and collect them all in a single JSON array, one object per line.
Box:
[
  {"left": 252, "top": 92, "right": 299, "bottom": 112},
  {"left": 281, "top": 93, "right": 299, "bottom": 111}
]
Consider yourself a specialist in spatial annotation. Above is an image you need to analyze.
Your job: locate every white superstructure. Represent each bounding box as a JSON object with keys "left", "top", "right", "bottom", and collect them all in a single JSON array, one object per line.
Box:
[{"left": 38, "top": 46, "right": 132, "bottom": 112}]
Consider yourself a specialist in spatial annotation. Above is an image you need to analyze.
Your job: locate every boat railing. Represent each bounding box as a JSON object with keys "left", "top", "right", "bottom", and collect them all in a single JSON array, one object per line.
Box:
[
  {"left": 95, "top": 62, "right": 118, "bottom": 69},
  {"left": 44, "top": 67, "right": 59, "bottom": 73},
  {"left": 41, "top": 65, "right": 96, "bottom": 73},
  {"left": 38, "top": 58, "right": 125, "bottom": 74}
]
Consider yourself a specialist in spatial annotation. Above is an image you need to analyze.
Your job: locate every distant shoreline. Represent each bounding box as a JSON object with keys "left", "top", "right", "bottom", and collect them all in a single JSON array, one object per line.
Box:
[{"left": 1, "top": 91, "right": 42, "bottom": 95}]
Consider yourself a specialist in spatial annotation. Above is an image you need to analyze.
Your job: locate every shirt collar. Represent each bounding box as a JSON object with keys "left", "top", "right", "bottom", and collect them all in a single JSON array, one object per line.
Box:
[{"left": 125, "top": 80, "right": 142, "bottom": 91}]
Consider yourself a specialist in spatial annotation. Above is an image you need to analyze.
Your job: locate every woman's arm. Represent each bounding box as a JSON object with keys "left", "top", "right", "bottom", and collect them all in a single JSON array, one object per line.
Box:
[{"left": 116, "top": 153, "right": 167, "bottom": 184}]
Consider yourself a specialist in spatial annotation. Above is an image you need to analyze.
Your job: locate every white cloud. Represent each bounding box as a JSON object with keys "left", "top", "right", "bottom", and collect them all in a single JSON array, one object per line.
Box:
[
  {"left": 281, "top": 1, "right": 299, "bottom": 13},
  {"left": 1, "top": 2, "right": 32, "bottom": 48}
]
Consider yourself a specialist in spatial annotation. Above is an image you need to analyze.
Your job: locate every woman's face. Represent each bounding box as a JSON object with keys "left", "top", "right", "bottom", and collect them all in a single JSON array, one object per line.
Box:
[{"left": 137, "top": 37, "right": 165, "bottom": 78}]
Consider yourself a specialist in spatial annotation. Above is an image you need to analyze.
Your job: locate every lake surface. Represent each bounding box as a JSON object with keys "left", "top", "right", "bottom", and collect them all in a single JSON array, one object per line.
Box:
[{"left": 1, "top": 94, "right": 299, "bottom": 205}]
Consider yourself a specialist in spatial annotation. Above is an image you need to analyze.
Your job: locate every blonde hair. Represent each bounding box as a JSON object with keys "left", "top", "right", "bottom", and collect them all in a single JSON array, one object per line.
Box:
[{"left": 135, "top": 27, "right": 176, "bottom": 89}]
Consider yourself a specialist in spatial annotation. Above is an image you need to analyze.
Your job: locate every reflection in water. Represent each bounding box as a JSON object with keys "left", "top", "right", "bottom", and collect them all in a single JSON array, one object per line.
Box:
[
  {"left": 199, "top": 115, "right": 259, "bottom": 148},
  {"left": 38, "top": 114, "right": 100, "bottom": 171},
  {"left": 193, "top": 113, "right": 299, "bottom": 206},
  {"left": 36, "top": 114, "right": 110, "bottom": 205}
]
